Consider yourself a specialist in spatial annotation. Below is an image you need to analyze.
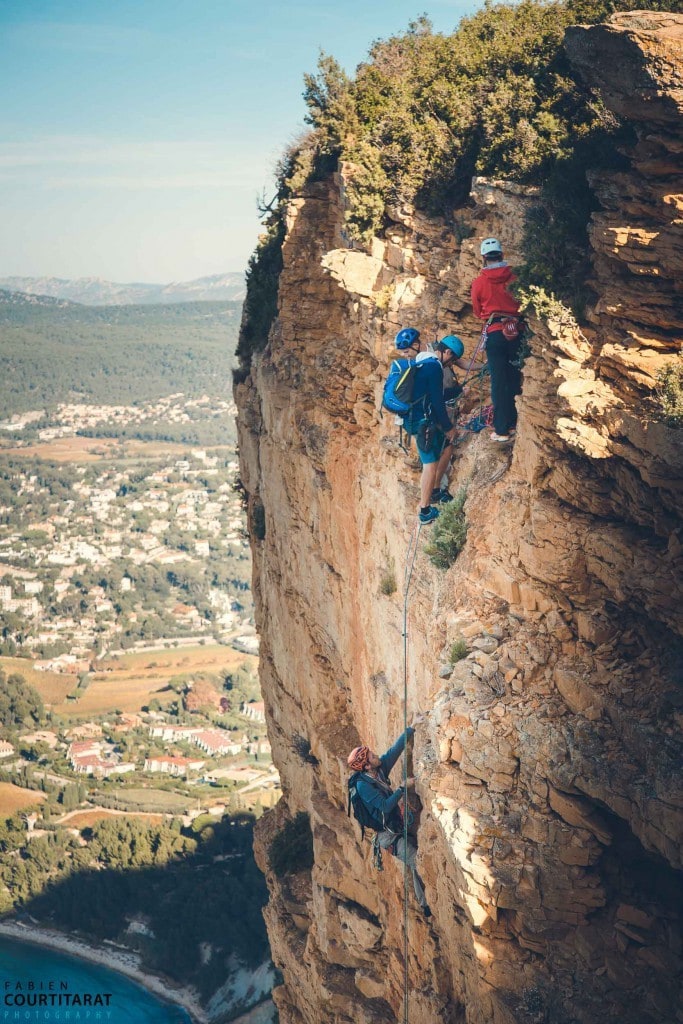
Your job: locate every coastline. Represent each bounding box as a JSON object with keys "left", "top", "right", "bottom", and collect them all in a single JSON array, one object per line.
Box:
[{"left": 0, "top": 919, "right": 208, "bottom": 1024}]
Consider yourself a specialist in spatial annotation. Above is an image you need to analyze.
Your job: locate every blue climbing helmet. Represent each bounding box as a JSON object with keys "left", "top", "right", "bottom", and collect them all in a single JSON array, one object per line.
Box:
[
  {"left": 437, "top": 334, "right": 464, "bottom": 359},
  {"left": 395, "top": 327, "right": 420, "bottom": 351}
]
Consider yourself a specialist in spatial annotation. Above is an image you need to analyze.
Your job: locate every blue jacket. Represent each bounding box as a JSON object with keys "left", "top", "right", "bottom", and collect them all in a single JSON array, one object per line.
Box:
[
  {"left": 355, "top": 728, "right": 414, "bottom": 828},
  {"left": 411, "top": 357, "right": 451, "bottom": 432}
]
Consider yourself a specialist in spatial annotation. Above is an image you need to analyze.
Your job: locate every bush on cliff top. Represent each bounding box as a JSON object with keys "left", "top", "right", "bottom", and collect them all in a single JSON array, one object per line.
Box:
[
  {"left": 304, "top": 4, "right": 589, "bottom": 239},
  {"left": 236, "top": 0, "right": 679, "bottom": 365},
  {"left": 300, "top": 0, "right": 678, "bottom": 241}
]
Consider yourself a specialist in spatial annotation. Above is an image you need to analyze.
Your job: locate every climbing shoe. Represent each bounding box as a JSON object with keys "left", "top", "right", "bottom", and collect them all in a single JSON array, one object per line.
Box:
[
  {"left": 430, "top": 488, "right": 453, "bottom": 504},
  {"left": 490, "top": 432, "right": 513, "bottom": 443},
  {"left": 418, "top": 506, "right": 439, "bottom": 525}
]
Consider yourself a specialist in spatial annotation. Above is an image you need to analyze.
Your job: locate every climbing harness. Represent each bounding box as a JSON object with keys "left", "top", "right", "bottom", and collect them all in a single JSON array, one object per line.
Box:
[
  {"left": 392, "top": 319, "right": 491, "bottom": 455},
  {"left": 447, "top": 367, "right": 491, "bottom": 440},
  {"left": 401, "top": 520, "right": 422, "bottom": 1024},
  {"left": 445, "top": 329, "right": 489, "bottom": 442}
]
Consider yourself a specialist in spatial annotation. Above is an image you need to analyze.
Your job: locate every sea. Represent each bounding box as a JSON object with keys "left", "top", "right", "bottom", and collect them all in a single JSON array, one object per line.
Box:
[{"left": 0, "top": 936, "right": 192, "bottom": 1024}]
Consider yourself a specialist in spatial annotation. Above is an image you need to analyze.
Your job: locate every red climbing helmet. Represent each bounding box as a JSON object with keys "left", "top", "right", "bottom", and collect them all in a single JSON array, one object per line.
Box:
[{"left": 347, "top": 745, "right": 371, "bottom": 771}]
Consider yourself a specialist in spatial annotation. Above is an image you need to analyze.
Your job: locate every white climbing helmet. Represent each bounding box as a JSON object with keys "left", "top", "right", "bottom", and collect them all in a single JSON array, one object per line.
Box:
[{"left": 480, "top": 237, "right": 503, "bottom": 257}]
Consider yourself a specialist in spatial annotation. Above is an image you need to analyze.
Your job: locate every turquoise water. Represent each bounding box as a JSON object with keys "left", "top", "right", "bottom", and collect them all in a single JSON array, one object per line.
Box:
[{"left": 0, "top": 936, "right": 192, "bottom": 1023}]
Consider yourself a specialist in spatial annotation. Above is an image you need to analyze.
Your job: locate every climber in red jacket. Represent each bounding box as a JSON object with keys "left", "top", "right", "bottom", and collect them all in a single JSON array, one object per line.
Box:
[{"left": 471, "top": 237, "right": 525, "bottom": 442}]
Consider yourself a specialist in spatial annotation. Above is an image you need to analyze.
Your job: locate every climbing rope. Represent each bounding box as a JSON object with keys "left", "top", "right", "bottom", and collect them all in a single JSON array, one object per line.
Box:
[
  {"left": 459, "top": 404, "right": 494, "bottom": 433},
  {"left": 401, "top": 520, "right": 421, "bottom": 1024},
  {"left": 393, "top": 327, "right": 489, "bottom": 1020},
  {"left": 440, "top": 328, "right": 490, "bottom": 448},
  {"left": 462, "top": 325, "right": 487, "bottom": 384},
  {"left": 430, "top": 286, "right": 448, "bottom": 348}
]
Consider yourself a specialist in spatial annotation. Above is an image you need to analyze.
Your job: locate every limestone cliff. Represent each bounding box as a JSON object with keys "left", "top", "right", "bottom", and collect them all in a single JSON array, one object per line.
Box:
[{"left": 235, "top": 14, "right": 682, "bottom": 1024}]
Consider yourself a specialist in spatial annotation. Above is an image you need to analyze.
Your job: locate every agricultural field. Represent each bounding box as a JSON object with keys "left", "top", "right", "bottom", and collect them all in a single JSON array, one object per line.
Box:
[
  {"left": 90, "top": 788, "right": 194, "bottom": 814},
  {"left": 61, "top": 809, "right": 164, "bottom": 828},
  {"left": 0, "top": 782, "right": 46, "bottom": 815},
  {"left": 100, "top": 644, "right": 256, "bottom": 675},
  {"left": 4, "top": 437, "right": 199, "bottom": 463},
  {"left": 53, "top": 644, "right": 257, "bottom": 717},
  {"left": 0, "top": 657, "right": 73, "bottom": 705}
]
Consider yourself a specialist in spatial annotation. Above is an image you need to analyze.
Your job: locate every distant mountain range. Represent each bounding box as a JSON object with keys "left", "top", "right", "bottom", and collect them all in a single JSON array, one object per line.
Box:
[
  {"left": 0, "top": 273, "right": 246, "bottom": 306},
  {"left": 0, "top": 289, "right": 74, "bottom": 310}
]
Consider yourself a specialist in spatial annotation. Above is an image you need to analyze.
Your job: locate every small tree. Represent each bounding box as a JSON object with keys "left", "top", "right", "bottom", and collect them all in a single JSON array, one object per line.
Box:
[
  {"left": 424, "top": 489, "right": 468, "bottom": 569},
  {"left": 656, "top": 362, "right": 683, "bottom": 427}
]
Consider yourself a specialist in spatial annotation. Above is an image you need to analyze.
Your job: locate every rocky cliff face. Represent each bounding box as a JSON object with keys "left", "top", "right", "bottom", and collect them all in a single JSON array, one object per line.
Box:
[{"left": 235, "top": 14, "right": 682, "bottom": 1024}]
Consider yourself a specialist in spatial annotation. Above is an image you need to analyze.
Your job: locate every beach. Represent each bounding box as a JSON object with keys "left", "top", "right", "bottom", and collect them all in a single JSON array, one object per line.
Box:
[{"left": 0, "top": 919, "right": 207, "bottom": 1024}]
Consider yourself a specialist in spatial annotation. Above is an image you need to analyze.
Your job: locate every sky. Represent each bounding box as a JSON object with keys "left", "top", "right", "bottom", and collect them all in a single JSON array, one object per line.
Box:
[{"left": 0, "top": 0, "right": 483, "bottom": 284}]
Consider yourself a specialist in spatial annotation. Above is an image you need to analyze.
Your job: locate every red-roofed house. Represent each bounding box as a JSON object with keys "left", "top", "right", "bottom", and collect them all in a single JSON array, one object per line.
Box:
[
  {"left": 241, "top": 701, "right": 265, "bottom": 723},
  {"left": 192, "top": 730, "right": 242, "bottom": 757},
  {"left": 144, "top": 756, "right": 204, "bottom": 777}
]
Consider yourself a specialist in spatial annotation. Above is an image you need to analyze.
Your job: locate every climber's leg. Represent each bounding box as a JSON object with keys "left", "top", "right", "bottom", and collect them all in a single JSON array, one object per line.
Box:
[{"left": 394, "top": 835, "right": 429, "bottom": 912}]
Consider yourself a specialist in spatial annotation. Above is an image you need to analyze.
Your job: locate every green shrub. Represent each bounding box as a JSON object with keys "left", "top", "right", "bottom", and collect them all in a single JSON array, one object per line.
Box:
[
  {"left": 518, "top": 285, "right": 577, "bottom": 327},
  {"left": 292, "top": 734, "right": 319, "bottom": 766},
  {"left": 379, "top": 570, "right": 397, "bottom": 596},
  {"left": 373, "top": 284, "right": 393, "bottom": 314},
  {"left": 238, "top": 0, "right": 681, "bottom": 338},
  {"left": 234, "top": 218, "right": 285, "bottom": 380},
  {"left": 449, "top": 638, "right": 468, "bottom": 664},
  {"left": 517, "top": 123, "right": 634, "bottom": 314},
  {"left": 297, "top": 3, "right": 604, "bottom": 239},
  {"left": 656, "top": 362, "right": 683, "bottom": 428},
  {"left": 269, "top": 812, "right": 314, "bottom": 878},
  {"left": 424, "top": 488, "right": 467, "bottom": 569},
  {"left": 289, "top": 0, "right": 679, "bottom": 277},
  {"left": 252, "top": 501, "right": 266, "bottom": 542},
  {"left": 190, "top": 813, "right": 218, "bottom": 835}
]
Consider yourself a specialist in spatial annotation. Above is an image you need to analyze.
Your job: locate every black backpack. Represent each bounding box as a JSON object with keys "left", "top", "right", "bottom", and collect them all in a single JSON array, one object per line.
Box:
[{"left": 348, "top": 771, "right": 395, "bottom": 839}]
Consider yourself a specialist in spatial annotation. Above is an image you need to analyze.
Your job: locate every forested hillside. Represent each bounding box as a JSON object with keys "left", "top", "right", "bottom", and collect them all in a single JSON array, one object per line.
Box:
[
  {"left": 0, "top": 293, "right": 241, "bottom": 417},
  {"left": 0, "top": 272, "right": 246, "bottom": 306}
]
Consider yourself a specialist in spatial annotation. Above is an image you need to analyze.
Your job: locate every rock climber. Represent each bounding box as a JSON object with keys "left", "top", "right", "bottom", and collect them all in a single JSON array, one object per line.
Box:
[
  {"left": 347, "top": 725, "right": 430, "bottom": 917},
  {"left": 394, "top": 327, "right": 470, "bottom": 525},
  {"left": 471, "top": 237, "right": 525, "bottom": 442}
]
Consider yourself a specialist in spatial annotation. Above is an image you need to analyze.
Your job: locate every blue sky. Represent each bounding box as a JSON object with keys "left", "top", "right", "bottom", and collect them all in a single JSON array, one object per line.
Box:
[{"left": 1, "top": 0, "right": 482, "bottom": 283}]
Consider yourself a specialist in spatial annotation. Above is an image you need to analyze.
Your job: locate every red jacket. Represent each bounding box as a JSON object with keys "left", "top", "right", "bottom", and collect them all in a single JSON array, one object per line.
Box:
[{"left": 471, "top": 265, "right": 520, "bottom": 320}]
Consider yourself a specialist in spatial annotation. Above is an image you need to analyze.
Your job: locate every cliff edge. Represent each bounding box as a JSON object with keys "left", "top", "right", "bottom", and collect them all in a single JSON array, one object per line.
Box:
[{"left": 235, "top": 14, "right": 682, "bottom": 1024}]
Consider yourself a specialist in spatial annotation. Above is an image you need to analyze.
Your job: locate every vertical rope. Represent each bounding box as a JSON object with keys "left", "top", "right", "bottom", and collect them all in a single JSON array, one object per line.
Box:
[
  {"left": 402, "top": 521, "right": 421, "bottom": 1024},
  {"left": 431, "top": 284, "right": 447, "bottom": 347},
  {"left": 460, "top": 327, "right": 486, "bottom": 389},
  {"left": 450, "top": 330, "right": 487, "bottom": 436}
]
